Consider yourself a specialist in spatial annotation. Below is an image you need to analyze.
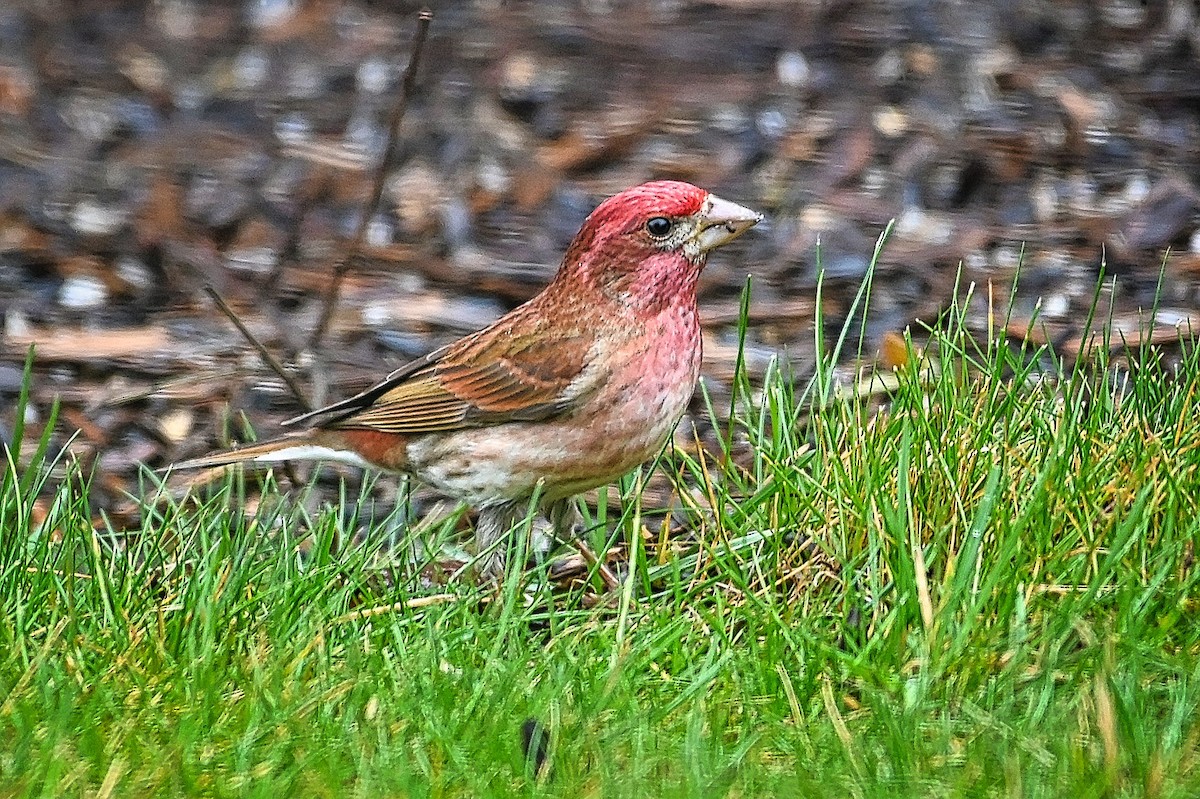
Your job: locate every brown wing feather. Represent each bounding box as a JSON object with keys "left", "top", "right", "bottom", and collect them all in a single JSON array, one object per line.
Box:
[
  {"left": 282, "top": 347, "right": 445, "bottom": 428},
  {"left": 289, "top": 327, "right": 597, "bottom": 436},
  {"left": 337, "top": 374, "right": 469, "bottom": 432},
  {"left": 441, "top": 333, "right": 593, "bottom": 412}
]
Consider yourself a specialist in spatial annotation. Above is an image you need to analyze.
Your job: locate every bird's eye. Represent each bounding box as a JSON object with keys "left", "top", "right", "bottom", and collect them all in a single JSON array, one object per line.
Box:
[{"left": 645, "top": 216, "right": 673, "bottom": 238}]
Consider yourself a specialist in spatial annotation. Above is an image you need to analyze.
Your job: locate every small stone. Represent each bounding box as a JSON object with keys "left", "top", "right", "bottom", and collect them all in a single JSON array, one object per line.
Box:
[
  {"left": 388, "top": 162, "right": 446, "bottom": 236},
  {"left": 226, "top": 246, "right": 276, "bottom": 274},
  {"left": 158, "top": 408, "right": 194, "bottom": 444},
  {"left": 185, "top": 176, "right": 252, "bottom": 229},
  {"left": 0, "top": 364, "right": 25, "bottom": 393},
  {"left": 710, "top": 104, "right": 750, "bottom": 134},
  {"left": 799, "top": 204, "right": 835, "bottom": 233},
  {"left": 1100, "top": 0, "right": 1147, "bottom": 28},
  {"left": 70, "top": 200, "right": 127, "bottom": 237},
  {"left": 232, "top": 48, "right": 270, "bottom": 91},
  {"left": 873, "top": 49, "right": 904, "bottom": 85},
  {"left": 963, "top": 250, "right": 988, "bottom": 271},
  {"left": 776, "top": 50, "right": 810, "bottom": 89},
  {"left": 894, "top": 208, "right": 953, "bottom": 245},
  {"left": 440, "top": 196, "right": 473, "bottom": 251},
  {"left": 275, "top": 113, "right": 311, "bottom": 144},
  {"left": 4, "top": 307, "right": 30, "bottom": 338},
  {"left": 821, "top": 253, "right": 871, "bottom": 280},
  {"left": 476, "top": 156, "right": 510, "bottom": 195},
  {"left": 157, "top": 1, "right": 198, "bottom": 40},
  {"left": 0, "top": 65, "right": 34, "bottom": 115},
  {"left": 365, "top": 216, "right": 394, "bottom": 248},
  {"left": 59, "top": 275, "right": 108, "bottom": 309},
  {"left": 119, "top": 45, "right": 169, "bottom": 94},
  {"left": 249, "top": 0, "right": 298, "bottom": 29},
  {"left": 357, "top": 59, "right": 390, "bottom": 94},
  {"left": 1040, "top": 294, "right": 1070, "bottom": 319},
  {"left": 905, "top": 44, "right": 939, "bottom": 77},
  {"left": 756, "top": 108, "right": 788, "bottom": 140},
  {"left": 287, "top": 62, "right": 322, "bottom": 100},
  {"left": 1031, "top": 176, "right": 1059, "bottom": 222},
  {"left": 61, "top": 92, "right": 119, "bottom": 142},
  {"left": 976, "top": 46, "right": 1017, "bottom": 77},
  {"left": 496, "top": 51, "right": 563, "bottom": 125},
  {"left": 173, "top": 78, "right": 209, "bottom": 112},
  {"left": 115, "top": 257, "right": 154, "bottom": 291},
  {"left": 500, "top": 52, "right": 538, "bottom": 95},
  {"left": 1122, "top": 172, "right": 1151, "bottom": 205},
  {"left": 873, "top": 106, "right": 908, "bottom": 138}
]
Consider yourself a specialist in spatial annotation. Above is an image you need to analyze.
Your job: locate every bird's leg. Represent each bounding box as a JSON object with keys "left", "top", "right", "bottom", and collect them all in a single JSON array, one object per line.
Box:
[
  {"left": 473, "top": 501, "right": 526, "bottom": 582},
  {"left": 547, "top": 498, "right": 582, "bottom": 542},
  {"left": 547, "top": 497, "right": 620, "bottom": 591}
]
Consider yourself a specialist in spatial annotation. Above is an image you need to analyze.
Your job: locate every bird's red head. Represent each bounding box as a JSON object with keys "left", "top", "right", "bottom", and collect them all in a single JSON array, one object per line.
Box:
[
  {"left": 554, "top": 181, "right": 761, "bottom": 310},
  {"left": 582, "top": 180, "right": 709, "bottom": 239}
]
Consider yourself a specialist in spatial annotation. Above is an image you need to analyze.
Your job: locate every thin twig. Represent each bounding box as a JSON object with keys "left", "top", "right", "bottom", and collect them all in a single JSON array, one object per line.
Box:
[
  {"left": 203, "top": 285, "right": 312, "bottom": 411},
  {"left": 308, "top": 9, "right": 434, "bottom": 351},
  {"left": 573, "top": 536, "right": 621, "bottom": 592},
  {"left": 25, "top": 566, "right": 92, "bottom": 580},
  {"left": 332, "top": 592, "right": 466, "bottom": 624}
]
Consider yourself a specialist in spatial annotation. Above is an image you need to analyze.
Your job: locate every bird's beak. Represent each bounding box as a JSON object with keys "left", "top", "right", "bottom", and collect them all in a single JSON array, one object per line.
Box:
[{"left": 693, "top": 194, "right": 764, "bottom": 253}]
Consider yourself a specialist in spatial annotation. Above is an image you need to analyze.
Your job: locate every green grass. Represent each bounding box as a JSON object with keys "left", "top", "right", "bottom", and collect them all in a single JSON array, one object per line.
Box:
[{"left": 3, "top": 279, "right": 1200, "bottom": 798}]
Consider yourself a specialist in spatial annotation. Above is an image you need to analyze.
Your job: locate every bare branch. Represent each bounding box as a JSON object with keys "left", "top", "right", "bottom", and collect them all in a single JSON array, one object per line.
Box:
[
  {"left": 203, "top": 285, "right": 312, "bottom": 411},
  {"left": 308, "top": 9, "right": 434, "bottom": 351}
]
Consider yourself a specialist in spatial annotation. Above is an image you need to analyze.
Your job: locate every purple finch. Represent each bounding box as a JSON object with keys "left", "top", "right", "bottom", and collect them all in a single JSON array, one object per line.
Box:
[{"left": 175, "top": 181, "right": 762, "bottom": 577}]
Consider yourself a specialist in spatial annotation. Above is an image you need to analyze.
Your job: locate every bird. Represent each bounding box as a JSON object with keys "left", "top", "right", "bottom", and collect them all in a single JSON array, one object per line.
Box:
[{"left": 172, "top": 180, "right": 762, "bottom": 579}]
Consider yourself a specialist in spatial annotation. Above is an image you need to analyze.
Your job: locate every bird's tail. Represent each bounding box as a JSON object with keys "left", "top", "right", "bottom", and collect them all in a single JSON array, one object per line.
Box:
[{"left": 168, "top": 431, "right": 373, "bottom": 472}]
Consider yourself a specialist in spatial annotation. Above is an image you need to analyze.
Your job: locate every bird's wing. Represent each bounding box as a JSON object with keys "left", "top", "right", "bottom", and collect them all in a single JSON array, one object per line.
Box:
[{"left": 285, "top": 329, "right": 598, "bottom": 435}]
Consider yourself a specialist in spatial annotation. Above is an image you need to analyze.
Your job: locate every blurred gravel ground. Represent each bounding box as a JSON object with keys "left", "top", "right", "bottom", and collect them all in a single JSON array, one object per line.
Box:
[{"left": 1, "top": 0, "right": 1199, "bottom": 527}]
